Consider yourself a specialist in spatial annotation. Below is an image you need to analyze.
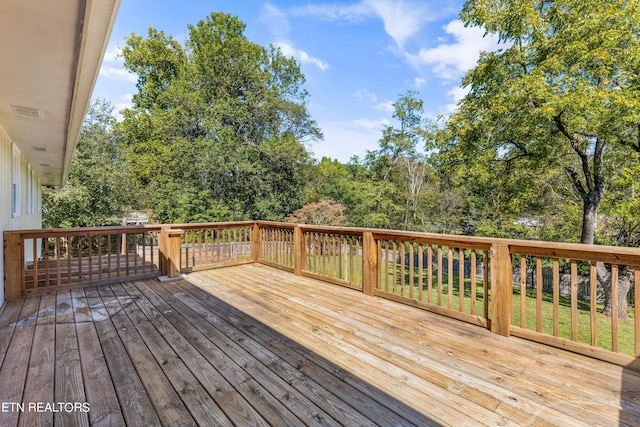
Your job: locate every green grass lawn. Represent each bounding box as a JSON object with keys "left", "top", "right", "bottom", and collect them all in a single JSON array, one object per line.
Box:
[
  {"left": 381, "top": 265, "right": 635, "bottom": 356},
  {"left": 291, "top": 252, "right": 636, "bottom": 356}
]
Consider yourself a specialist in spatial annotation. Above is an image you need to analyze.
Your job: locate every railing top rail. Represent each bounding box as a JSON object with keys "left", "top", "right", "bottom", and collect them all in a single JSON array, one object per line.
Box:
[
  {"left": 254, "top": 220, "right": 296, "bottom": 230},
  {"left": 508, "top": 242, "right": 640, "bottom": 266},
  {"left": 5, "top": 219, "right": 639, "bottom": 265},
  {"left": 4, "top": 225, "right": 163, "bottom": 237},
  {"left": 168, "top": 221, "right": 256, "bottom": 230}
]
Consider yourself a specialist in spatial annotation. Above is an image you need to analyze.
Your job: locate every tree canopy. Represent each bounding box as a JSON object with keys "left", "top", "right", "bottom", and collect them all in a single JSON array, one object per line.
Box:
[
  {"left": 450, "top": 0, "right": 640, "bottom": 245},
  {"left": 119, "top": 12, "right": 321, "bottom": 223}
]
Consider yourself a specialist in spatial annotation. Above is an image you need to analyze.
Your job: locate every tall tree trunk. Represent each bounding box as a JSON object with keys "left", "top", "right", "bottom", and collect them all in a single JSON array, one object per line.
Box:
[
  {"left": 597, "top": 263, "right": 633, "bottom": 320},
  {"left": 556, "top": 128, "right": 632, "bottom": 319}
]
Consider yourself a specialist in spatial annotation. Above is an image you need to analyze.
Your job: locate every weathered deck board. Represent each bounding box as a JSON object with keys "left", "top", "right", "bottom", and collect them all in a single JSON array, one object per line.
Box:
[{"left": 0, "top": 263, "right": 639, "bottom": 426}]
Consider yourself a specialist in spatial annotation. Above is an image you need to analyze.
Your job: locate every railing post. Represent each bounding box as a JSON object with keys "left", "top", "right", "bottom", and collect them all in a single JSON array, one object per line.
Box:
[
  {"left": 362, "top": 231, "right": 377, "bottom": 296},
  {"left": 4, "top": 232, "right": 24, "bottom": 301},
  {"left": 252, "top": 223, "right": 261, "bottom": 263},
  {"left": 159, "top": 226, "right": 183, "bottom": 277},
  {"left": 490, "top": 243, "right": 512, "bottom": 337},
  {"left": 294, "top": 226, "right": 305, "bottom": 276}
]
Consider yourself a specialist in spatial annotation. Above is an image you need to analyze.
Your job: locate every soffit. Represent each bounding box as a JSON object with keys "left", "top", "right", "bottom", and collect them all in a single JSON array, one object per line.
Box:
[{"left": 0, "top": 0, "right": 120, "bottom": 186}]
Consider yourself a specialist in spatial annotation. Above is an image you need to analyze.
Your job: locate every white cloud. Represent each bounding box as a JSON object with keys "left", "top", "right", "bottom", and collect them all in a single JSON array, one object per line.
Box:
[
  {"left": 99, "top": 66, "right": 137, "bottom": 83},
  {"left": 374, "top": 101, "right": 394, "bottom": 112},
  {"left": 311, "top": 118, "right": 389, "bottom": 161},
  {"left": 277, "top": 42, "right": 329, "bottom": 71},
  {"left": 365, "top": 0, "right": 430, "bottom": 48},
  {"left": 263, "top": 3, "right": 329, "bottom": 71},
  {"left": 290, "top": 3, "right": 373, "bottom": 22},
  {"left": 115, "top": 93, "right": 134, "bottom": 111},
  {"left": 103, "top": 45, "right": 122, "bottom": 62},
  {"left": 406, "top": 20, "right": 503, "bottom": 80},
  {"left": 291, "top": 0, "right": 450, "bottom": 49},
  {"left": 443, "top": 86, "right": 470, "bottom": 113},
  {"left": 414, "top": 77, "right": 426, "bottom": 89},
  {"left": 354, "top": 89, "right": 378, "bottom": 103},
  {"left": 354, "top": 118, "right": 390, "bottom": 130}
]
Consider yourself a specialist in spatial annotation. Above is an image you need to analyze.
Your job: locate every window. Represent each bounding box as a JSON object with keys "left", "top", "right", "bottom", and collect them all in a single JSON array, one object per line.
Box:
[
  {"left": 26, "top": 164, "right": 32, "bottom": 214},
  {"left": 12, "top": 144, "right": 20, "bottom": 217}
]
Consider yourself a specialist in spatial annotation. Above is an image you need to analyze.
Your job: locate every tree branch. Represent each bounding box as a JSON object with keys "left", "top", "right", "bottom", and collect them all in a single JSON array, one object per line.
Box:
[
  {"left": 554, "top": 114, "right": 594, "bottom": 191},
  {"left": 564, "top": 165, "right": 588, "bottom": 201}
]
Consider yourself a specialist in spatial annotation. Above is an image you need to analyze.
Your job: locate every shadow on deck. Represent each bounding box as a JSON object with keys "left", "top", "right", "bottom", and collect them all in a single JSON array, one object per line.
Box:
[{"left": 1, "top": 263, "right": 639, "bottom": 426}]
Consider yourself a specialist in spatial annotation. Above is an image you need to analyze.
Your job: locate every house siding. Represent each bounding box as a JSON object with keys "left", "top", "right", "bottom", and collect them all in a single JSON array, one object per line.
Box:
[{"left": 0, "top": 125, "right": 42, "bottom": 306}]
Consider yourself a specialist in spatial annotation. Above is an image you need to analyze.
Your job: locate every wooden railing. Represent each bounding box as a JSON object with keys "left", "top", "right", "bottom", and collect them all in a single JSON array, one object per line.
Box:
[
  {"left": 370, "top": 229, "right": 492, "bottom": 328},
  {"left": 175, "top": 221, "right": 254, "bottom": 271},
  {"left": 256, "top": 222, "right": 296, "bottom": 272},
  {"left": 4, "top": 221, "right": 640, "bottom": 368},
  {"left": 4, "top": 226, "right": 162, "bottom": 299}
]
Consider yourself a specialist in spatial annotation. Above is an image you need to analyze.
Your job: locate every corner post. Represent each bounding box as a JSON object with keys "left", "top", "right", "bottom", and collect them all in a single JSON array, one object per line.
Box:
[
  {"left": 252, "top": 223, "right": 261, "bottom": 263},
  {"left": 166, "top": 229, "right": 184, "bottom": 278},
  {"left": 294, "top": 226, "right": 305, "bottom": 276},
  {"left": 4, "top": 232, "right": 24, "bottom": 301},
  {"left": 362, "top": 231, "right": 377, "bottom": 296},
  {"left": 490, "top": 243, "right": 512, "bottom": 337}
]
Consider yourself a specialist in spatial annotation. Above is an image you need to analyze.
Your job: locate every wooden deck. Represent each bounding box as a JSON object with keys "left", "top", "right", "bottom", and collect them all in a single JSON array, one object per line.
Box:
[{"left": 1, "top": 264, "right": 639, "bottom": 426}]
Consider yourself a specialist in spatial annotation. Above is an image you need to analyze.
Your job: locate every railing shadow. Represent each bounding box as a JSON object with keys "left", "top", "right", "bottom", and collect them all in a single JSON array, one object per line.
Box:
[
  {"left": 158, "top": 276, "right": 441, "bottom": 426},
  {"left": 621, "top": 360, "right": 640, "bottom": 426}
]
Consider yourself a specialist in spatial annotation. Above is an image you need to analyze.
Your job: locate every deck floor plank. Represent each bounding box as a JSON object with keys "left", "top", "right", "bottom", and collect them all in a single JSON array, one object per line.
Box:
[
  {"left": 0, "top": 296, "right": 40, "bottom": 427},
  {"left": 85, "top": 286, "right": 162, "bottom": 426},
  {"left": 142, "top": 279, "right": 380, "bottom": 427},
  {"left": 71, "top": 287, "right": 125, "bottom": 427},
  {"left": 97, "top": 284, "right": 197, "bottom": 427},
  {"left": 20, "top": 319, "right": 54, "bottom": 427},
  {"left": 167, "top": 277, "right": 436, "bottom": 427},
  {"left": 1, "top": 263, "right": 640, "bottom": 426},
  {"left": 54, "top": 290, "right": 89, "bottom": 427},
  {"left": 113, "top": 282, "right": 235, "bottom": 427},
  {"left": 0, "top": 297, "right": 24, "bottom": 369},
  {"left": 123, "top": 280, "right": 309, "bottom": 426},
  {"left": 197, "top": 268, "right": 507, "bottom": 426},
  {"left": 228, "top": 264, "right": 626, "bottom": 426}
]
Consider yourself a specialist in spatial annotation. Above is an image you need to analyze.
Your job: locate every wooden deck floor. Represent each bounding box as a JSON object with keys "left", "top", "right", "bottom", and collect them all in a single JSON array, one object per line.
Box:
[{"left": 1, "top": 264, "right": 640, "bottom": 426}]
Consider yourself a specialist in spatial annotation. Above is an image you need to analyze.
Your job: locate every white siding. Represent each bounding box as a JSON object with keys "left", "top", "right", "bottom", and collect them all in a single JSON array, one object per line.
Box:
[{"left": 0, "top": 125, "right": 42, "bottom": 306}]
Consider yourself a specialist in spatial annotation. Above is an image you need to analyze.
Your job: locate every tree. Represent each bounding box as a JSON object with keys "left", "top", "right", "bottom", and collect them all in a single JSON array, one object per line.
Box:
[
  {"left": 119, "top": 13, "right": 321, "bottom": 223},
  {"left": 286, "top": 200, "right": 346, "bottom": 226},
  {"left": 43, "top": 100, "right": 133, "bottom": 227},
  {"left": 448, "top": 0, "right": 640, "bottom": 318}
]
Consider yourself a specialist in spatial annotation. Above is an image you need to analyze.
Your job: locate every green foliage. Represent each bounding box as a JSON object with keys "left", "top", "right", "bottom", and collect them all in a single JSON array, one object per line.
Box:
[
  {"left": 42, "top": 100, "right": 133, "bottom": 227},
  {"left": 450, "top": 0, "right": 640, "bottom": 244},
  {"left": 119, "top": 12, "right": 320, "bottom": 223}
]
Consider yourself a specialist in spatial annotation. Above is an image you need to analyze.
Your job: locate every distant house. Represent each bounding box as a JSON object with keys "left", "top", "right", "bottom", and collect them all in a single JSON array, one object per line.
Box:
[{"left": 0, "top": 1, "right": 120, "bottom": 306}]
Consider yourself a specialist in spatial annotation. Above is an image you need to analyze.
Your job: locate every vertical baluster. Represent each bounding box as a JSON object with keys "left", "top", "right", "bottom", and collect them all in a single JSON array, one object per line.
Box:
[
  {"left": 520, "top": 255, "right": 527, "bottom": 328},
  {"left": 400, "top": 242, "right": 405, "bottom": 296},
  {"left": 612, "top": 264, "right": 619, "bottom": 353},
  {"left": 427, "top": 245, "right": 433, "bottom": 304},
  {"left": 448, "top": 247, "right": 454, "bottom": 309},
  {"left": 33, "top": 237, "right": 39, "bottom": 289},
  {"left": 459, "top": 248, "right": 465, "bottom": 312},
  {"left": 392, "top": 241, "right": 398, "bottom": 295},
  {"left": 409, "top": 243, "right": 414, "bottom": 299},
  {"left": 437, "top": 246, "right": 443, "bottom": 306},
  {"left": 44, "top": 237, "right": 50, "bottom": 287},
  {"left": 384, "top": 241, "right": 390, "bottom": 292},
  {"left": 56, "top": 236, "right": 62, "bottom": 285},
  {"left": 536, "top": 257, "right": 542, "bottom": 333},
  {"left": 571, "top": 260, "right": 578, "bottom": 341},
  {"left": 483, "top": 250, "right": 489, "bottom": 318},
  {"left": 107, "top": 234, "right": 112, "bottom": 279},
  {"left": 471, "top": 250, "right": 477, "bottom": 315},
  {"left": 418, "top": 244, "right": 424, "bottom": 301}
]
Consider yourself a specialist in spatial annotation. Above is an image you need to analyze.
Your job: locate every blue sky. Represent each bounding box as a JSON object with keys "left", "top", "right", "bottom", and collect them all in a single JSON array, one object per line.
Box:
[{"left": 92, "top": 0, "right": 502, "bottom": 162}]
